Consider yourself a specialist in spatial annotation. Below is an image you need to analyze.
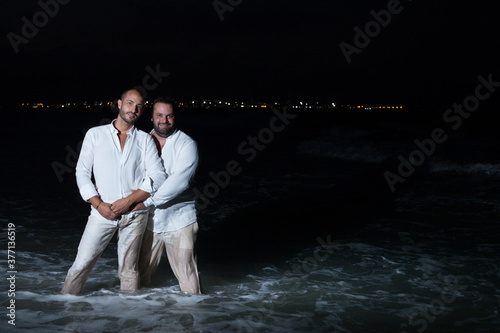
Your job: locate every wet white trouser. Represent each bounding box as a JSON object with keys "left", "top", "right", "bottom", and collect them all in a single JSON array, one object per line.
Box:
[
  {"left": 139, "top": 222, "right": 201, "bottom": 294},
  {"left": 61, "top": 212, "right": 148, "bottom": 295}
]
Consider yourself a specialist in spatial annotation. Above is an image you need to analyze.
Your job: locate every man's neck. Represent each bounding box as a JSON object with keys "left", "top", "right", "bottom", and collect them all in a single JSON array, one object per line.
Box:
[
  {"left": 152, "top": 130, "right": 167, "bottom": 149},
  {"left": 114, "top": 117, "right": 133, "bottom": 134}
]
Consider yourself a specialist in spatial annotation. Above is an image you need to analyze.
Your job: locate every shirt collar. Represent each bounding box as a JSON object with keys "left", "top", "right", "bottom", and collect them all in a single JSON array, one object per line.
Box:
[{"left": 110, "top": 119, "right": 136, "bottom": 136}]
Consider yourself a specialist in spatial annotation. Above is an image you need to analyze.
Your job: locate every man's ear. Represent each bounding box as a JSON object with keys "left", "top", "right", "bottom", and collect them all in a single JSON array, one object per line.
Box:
[{"left": 117, "top": 99, "right": 122, "bottom": 109}]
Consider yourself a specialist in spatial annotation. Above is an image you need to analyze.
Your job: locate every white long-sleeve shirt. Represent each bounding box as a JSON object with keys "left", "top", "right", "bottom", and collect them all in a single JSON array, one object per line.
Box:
[
  {"left": 144, "top": 129, "right": 198, "bottom": 232},
  {"left": 76, "top": 121, "right": 166, "bottom": 221}
]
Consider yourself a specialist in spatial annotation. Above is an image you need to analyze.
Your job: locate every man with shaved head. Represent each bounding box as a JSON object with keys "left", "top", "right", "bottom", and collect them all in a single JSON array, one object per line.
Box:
[{"left": 61, "top": 89, "right": 166, "bottom": 295}]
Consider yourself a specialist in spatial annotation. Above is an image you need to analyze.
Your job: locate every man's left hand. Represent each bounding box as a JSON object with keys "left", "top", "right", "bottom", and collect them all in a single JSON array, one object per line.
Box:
[{"left": 111, "top": 198, "right": 132, "bottom": 215}]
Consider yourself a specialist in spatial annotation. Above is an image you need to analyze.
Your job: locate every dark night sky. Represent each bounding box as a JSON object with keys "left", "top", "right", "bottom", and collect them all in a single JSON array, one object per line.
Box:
[{"left": 1, "top": 0, "right": 498, "bottom": 108}]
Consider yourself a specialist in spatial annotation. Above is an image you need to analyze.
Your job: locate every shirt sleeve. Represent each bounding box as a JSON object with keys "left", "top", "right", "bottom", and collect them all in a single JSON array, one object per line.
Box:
[
  {"left": 144, "top": 140, "right": 199, "bottom": 207},
  {"left": 139, "top": 135, "right": 167, "bottom": 195},
  {"left": 75, "top": 129, "right": 99, "bottom": 202}
]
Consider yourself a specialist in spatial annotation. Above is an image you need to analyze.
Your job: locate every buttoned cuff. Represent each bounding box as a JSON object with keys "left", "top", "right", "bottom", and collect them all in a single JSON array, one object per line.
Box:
[
  {"left": 143, "top": 197, "right": 154, "bottom": 208},
  {"left": 79, "top": 183, "right": 99, "bottom": 202},
  {"left": 139, "top": 179, "right": 155, "bottom": 195}
]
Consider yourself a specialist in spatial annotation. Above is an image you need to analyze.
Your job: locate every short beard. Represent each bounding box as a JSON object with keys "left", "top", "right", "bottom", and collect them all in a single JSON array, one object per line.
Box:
[
  {"left": 155, "top": 124, "right": 175, "bottom": 138},
  {"left": 119, "top": 111, "right": 137, "bottom": 125}
]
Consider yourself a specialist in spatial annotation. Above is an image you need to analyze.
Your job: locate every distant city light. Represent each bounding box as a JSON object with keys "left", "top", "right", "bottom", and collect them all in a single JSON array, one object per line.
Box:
[{"left": 18, "top": 99, "right": 405, "bottom": 111}]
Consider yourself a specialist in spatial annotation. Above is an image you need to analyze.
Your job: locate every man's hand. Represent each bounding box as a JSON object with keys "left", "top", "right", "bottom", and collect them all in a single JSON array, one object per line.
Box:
[
  {"left": 89, "top": 195, "right": 119, "bottom": 220},
  {"left": 98, "top": 202, "right": 120, "bottom": 220},
  {"left": 130, "top": 202, "right": 146, "bottom": 212},
  {"left": 120, "top": 189, "right": 151, "bottom": 213},
  {"left": 111, "top": 198, "right": 133, "bottom": 215}
]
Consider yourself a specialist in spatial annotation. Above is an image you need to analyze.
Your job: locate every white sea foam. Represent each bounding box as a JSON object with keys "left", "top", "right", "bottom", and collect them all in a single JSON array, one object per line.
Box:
[{"left": 2, "top": 220, "right": 498, "bottom": 333}]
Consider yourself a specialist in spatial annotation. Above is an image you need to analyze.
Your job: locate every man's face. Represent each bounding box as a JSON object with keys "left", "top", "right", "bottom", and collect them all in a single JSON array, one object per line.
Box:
[
  {"left": 117, "top": 90, "right": 145, "bottom": 125},
  {"left": 152, "top": 102, "right": 175, "bottom": 138}
]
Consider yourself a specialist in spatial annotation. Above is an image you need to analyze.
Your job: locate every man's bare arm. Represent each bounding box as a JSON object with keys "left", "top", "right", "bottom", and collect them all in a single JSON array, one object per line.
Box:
[{"left": 110, "top": 190, "right": 150, "bottom": 215}]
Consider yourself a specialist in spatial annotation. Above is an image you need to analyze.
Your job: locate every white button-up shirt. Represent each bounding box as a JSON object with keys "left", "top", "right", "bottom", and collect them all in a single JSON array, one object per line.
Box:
[
  {"left": 144, "top": 129, "right": 198, "bottom": 232},
  {"left": 76, "top": 121, "right": 166, "bottom": 221}
]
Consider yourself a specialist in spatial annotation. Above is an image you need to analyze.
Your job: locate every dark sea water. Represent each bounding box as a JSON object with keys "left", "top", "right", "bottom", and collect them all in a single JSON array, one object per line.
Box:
[{"left": 1, "top": 105, "right": 499, "bottom": 332}]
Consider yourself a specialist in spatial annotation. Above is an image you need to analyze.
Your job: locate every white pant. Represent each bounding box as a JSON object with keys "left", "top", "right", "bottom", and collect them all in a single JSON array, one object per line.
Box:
[
  {"left": 139, "top": 222, "right": 201, "bottom": 294},
  {"left": 61, "top": 212, "right": 148, "bottom": 295}
]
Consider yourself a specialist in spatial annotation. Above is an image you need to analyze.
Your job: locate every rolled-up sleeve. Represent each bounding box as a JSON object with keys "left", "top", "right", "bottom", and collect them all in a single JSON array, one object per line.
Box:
[
  {"left": 139, "top": 135, "right": 166, "bottom": 194},
  {"left": 75, "top": 130, "right": 99, "bottom": 202},
  {"left": 144, "top": 140, "right": 198, "bottom": 208}
]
